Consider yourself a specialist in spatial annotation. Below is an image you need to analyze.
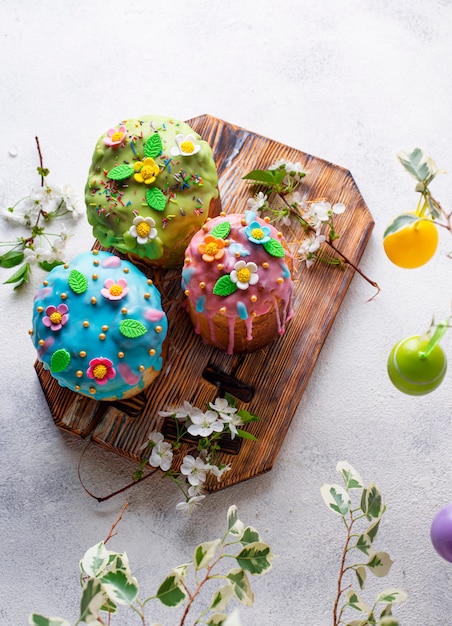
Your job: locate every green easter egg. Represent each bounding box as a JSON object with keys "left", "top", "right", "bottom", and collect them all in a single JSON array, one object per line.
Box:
[{"left": 387, "top": 335, "right": 447, "bottom": 395}]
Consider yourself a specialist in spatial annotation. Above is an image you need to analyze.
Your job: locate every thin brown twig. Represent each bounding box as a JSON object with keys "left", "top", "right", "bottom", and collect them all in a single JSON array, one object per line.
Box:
[
  {"left": 35, "top": 136, "right": 45, "bottom": 187},
  {"left": 104, "top": 502, "right": 129, "bottom": 544}
]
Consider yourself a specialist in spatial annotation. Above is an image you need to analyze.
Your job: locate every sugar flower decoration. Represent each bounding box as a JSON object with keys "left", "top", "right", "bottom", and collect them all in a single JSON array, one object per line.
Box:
[
  {"left": 198, "top": 235, "right": 226, "bottom": 262},
  {"left": 42, "top": 303, "right": 69, "bottom": 331},
  {"left": 101, "top": 278, "right": 129, "bottom": 301},
  {"left": 86, "top": 357, "right": 116, "bottom": 385},
  {"left": 129, "top": 215, "right": 157, "bottom": 244},
  {"left": 103, "top": 125, "right": 127, "bottom": 148},
  {"left": 230, "top": 260, "right": 259, "bottom": 290},
  {"left": 133, "top": 158, "right": 160, "bottom": 184},
  {"left": 170, "top": 134, "right": 200, "bottom": 157},
  {"left": 244, "top": 220, "right": 271, "bottom": 245}
]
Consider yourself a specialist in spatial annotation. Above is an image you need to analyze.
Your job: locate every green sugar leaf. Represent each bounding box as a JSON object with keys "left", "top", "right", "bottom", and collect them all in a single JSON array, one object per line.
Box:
[
  {"left": 263, "top": 238, "right": 285, "bottom": 258},
  {"left": 144, "top": 133, "right": 163, "bottom": 159},
  {"left": 68, "top": 269, "right": 88, "bottom": 294},
  {"left": 51, "top": 349, "right": 71, "bottom": 373},
  {"left": 210, "top": 221, "right": 231, "bottom": 239},
  {"left": 107, "top": 164, "right": 134, "bottom": 181},
  {"left": 120, "top": 319, "right": 148, "bottom": 338},
  {"left": 146, "top": 187, "right": 166, "bottom": 211},
  {"left": 213, "top": 275, "right": 238, "bottom": 297}
]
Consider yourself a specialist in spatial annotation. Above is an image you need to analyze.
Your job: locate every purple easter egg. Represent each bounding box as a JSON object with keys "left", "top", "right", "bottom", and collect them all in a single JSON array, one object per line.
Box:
[{"left": 431, "top": 504, "right": 452, "bottom": 562}]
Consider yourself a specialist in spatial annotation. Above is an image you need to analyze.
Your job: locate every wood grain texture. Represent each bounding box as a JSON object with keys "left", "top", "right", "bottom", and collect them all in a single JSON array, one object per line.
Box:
[{"left": 34, "top": 114, "right": 374, "bottom": 492}]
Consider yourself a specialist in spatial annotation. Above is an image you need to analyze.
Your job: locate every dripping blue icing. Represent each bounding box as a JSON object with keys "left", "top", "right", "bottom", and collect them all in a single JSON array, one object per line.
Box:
[
  {"left": 280, "top": 262, "right": 291, "bottom": 278},
  {"left": 196, "top": 295, "right": 206, "bottom": 313},
  {"left": 237, "top": 301, "right": 248, "bottom": 320}
]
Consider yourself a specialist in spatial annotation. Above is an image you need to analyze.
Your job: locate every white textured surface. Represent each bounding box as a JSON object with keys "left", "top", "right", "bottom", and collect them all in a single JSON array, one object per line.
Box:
[{"left": 1, "top": 1, "right": 452, "bottom": 624}]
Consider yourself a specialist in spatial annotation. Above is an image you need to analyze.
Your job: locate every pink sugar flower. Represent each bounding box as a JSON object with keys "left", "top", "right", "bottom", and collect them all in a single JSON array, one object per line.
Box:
[
  {"left": 103, "top": 125, "right": 127, "bottom": 148},
  {"left": 86, "top": 357, "right": 116, "bottom": 385},
  {"left": 42, "top": 303, "right": 69, "bottom": 331},
  {"left": 101, "top": 278, "right": 129, "bottom": 301}
]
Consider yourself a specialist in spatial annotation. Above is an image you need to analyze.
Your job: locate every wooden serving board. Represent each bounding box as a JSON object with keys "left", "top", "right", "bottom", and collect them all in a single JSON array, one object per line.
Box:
[{"left": 35, "top": 114, "right": 374, "bottom": 492}]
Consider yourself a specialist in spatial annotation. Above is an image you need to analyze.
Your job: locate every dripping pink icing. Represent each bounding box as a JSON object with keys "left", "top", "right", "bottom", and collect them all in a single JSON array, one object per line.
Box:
[
  {"left": 117, "top": 362, "right": 142, "bottom": 386},
  {"left": 183, "top": 213, "right": 294, "bottom": 353}
]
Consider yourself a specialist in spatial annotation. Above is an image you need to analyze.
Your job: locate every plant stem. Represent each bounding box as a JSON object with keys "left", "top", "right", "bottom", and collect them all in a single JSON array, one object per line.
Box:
[
  {"left": 35, "top": 136, "right": 45, "bottom": 187},
  {"left": 333, "top": 512, "right": 355, "bottom": 626},
  {"left": 178, "top": 550, "right": 224, "bottom": 626}
]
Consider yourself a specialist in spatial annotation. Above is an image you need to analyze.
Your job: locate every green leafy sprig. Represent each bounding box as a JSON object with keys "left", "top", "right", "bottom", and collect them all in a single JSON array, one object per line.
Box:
[
  {"left": 243, "top": 163, "right": 380, "bottom": 297},
  {"left": 29, "top": 504, "right": 273, "bottom": 626},
  {"left": 321, "top": 462, "right": 407, "bottom": 626}
]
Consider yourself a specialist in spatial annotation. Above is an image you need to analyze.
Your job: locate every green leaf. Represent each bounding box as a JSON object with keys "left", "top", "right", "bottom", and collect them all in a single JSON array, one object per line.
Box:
[
  {"left": 336, "top": 461, "right": 363, "bottom": 489},
  {"left": 242, "top": 169, "right": 278, "bottom": 185},
  {"left": 263, "top": 238, "right": 285, "bottom": 258},
  {"left": 210, "top": 583, "right": 234, "bottom": 611},
  {"left": 383, "top": 212, "right": 420, "bottom": 238},
  {"left": 119, "top": 319, "right": 148, "bottom": 338},
  {"left": 213, "top": 275, "right": 238, "bottom": 297},
  {"left": 3, "top": 261, "right": 31, "bottom": 288},
  {"left": 379, "top": 618, "right": 400, "bottom": 626},
  {"left": 235, "top": 428, "right": 258, "bottom": 441},
  {"left": 236, "top": 541, "right": 273, "bottom": 575},
  {"left": 356, "top": 532, "right": 373, "bottom": 556},
  {"left": 397, "top": 148, "right": 439, "bottom": 183},
  {"left": 211, "top": 221, "right": 231, "bottom": 239},
  {"left": 68, "top": 269, "right": 88, "bottom": 294},
  {"left": 144, "top": 133, "right": 163, "bottom": 159},
  {"left": 226, "top": 568, "right": 254, "bottom": 606},
  {"left": 79, "top": 578, "right": 104, "bottom": 623},
  {"left": 227, "top": 505, "right": 244, "bottom": 537},
  {"left": 367, "top": 518, "right": 381, "bottom": 543},
  {"left": 240, "top": 526, "right": 260, "bottom": 545},
  {"left": 28, "top": 616, "right": 71, "bottom": 626},
  {"left": 344, "top": 589, "right": 370, "bottom": 612},
  {"left": 236, "top": 409, "right": 259, "bottom": 423},
  {"left": 367, "top": 551, "right": 394, "bottom": 577},
  {"left": 193, "top": 539, "right": 220, "bottom": 570},
  {"left": 80, "top": 541, "right": 110, "bottom": 578},
  {"left": 355, "top": 565, "right": 367, "bottom": 590},
  {"left": 107, "top": 164, "right": 134, "bottom": 181},
  {"left": 361, "top": 483, "right": 384, "bottom": 519},
  {"left": 39, "top": 259, "right": 64, "bottom": 272},
  {"left": 156, "top": 573, "right": 187, "bottom": 607},
  {"left": 146, "top": 186, "right": 166, "bottom": 211},
  {"left": 0, "top": 249, "right": 24, "bottom": 268},
  {"left": 205, "top": 613, "right": 228, "bottom": 626},
  {"left": 375, "top": 588, "right": 408, "bottom": 604},
  {"left": 51, "top": 349, "right": 71, "bottom": 373},
  {"left": 320, "top": 483, "right": 351, "bottom": 516},
  {"left": 100, "top": 569, "right": 139, "bottom": 605}
]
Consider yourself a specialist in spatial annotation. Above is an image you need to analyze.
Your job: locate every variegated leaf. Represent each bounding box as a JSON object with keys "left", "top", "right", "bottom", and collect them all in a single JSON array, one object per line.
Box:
[
  {"left": 336, "top": 461, "right": 363, "bottom": 489},
  {"left": 100, "top": 569, "right": 139, "bottom": 605},
  {"left": 320, "top": 483, "right": 351, "bottom": 516},
  {"left": 367, "top": 551, "right": 394, "bottom": 577},
  {"left": 80, "top": 541, "right": 110, "bottom": 577},
  {"left": 236, "top": 542, "right": 273, "bottom": 575},
  {"left": 210, "top": 583, "right": 234, "bottom": 611},
  {"left": 193, "top": 539, "right": 221, "bottom": 570},
  {"left": 375, "top": 588, "right": 408, "bottom": 604},
  {"left": 355, "top": 565, "right": 367, "bottom": 590},
  {"left": 226, "top": 568, "right": 254, "bottom": 606},
  {"left": 344, "top": 589, "right": 370, "bottom": 612},
  {"left": 28, "top": 616, "right": 71, "bottom": 626}
]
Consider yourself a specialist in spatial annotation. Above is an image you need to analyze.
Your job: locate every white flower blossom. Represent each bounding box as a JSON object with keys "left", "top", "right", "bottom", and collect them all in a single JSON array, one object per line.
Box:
[
  {"left": 247, "top": 191, "right": 268, "bottom": 212},
  {"left": 209, "top": 398, "right": 238, "bottom": 420},
  {"left": 187, "top": 410, "right": 224, "bottom": 437},
  {"left": 180, "top": 454, "right": 208, "bottom": 486},
  {"left": 208, "top": 463, "right": 232, "bottom": 481},
  {"left": 149, "top": 440, "right": 173, "bottom": 472},
  {"left": 175, "top": 492, "right": 206, "bottom": 513},
  {"left": 298, "top": 234, "right": 326, "bottom": 268}
]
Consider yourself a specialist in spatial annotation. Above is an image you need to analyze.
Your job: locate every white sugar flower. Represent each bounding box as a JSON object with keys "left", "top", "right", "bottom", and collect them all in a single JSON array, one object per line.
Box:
[
  {"left": 170, "top": 134, "right": 200, "bottom": 157},
  {"left": 247, "top": 191, "right": 268, "bottom": 212},
  {"left": 230, "top": 260, "right": 259, "bottom": 291},
  {"left": 129, "top": 215, "right": 157, "bottom": 245},
  {"left": 180, "top": 454, "right": 208, "bottom": 486},
  {"left": 149, "top": 440, "right": 173, "bottom": 471},
  {"left": 187, "top": 410, "right": 224, "bottom": 437}
]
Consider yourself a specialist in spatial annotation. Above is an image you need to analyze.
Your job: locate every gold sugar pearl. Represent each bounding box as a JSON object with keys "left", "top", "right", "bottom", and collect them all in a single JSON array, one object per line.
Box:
[
  {"left": 217, "top": 263, "right": 224, "bottom": 271},
  {"left": 76, "top": 370, "right": 83, "bottom": 378},
  {"left": 79, "top": 351, "right": 86, "bottom": 358},
  {"left": 224, "top": 239, "right": 230, "bottom": 247},
  {"left": 202, "top": 224, "right": 209, "bottom": 232},
  {"left": 121, "top": 307, "right": 128, "bottom": 314},
  {"left": 102, "top": 325, "right": 109, "bottom": 332},
  {"left": 91, "top": 297, "right": 97, "bottom": 305},
  {"left": 38, "top": 339, "right": 45, "bottom": 346},
  {"left": 64, "top": 263, "right": 69, "bottom": 269},
  {"left": 149, "top": 348, "right": 156, "bottom": 356},
  {"left": 234, "top": 251, "right": 241, "bottom": 258},
  {"left": 199, "top": 282, "right": 206, "bottom": 289},
  {"left": 262, "top": 262, "right": 269, "bottom": 269},
  {"left": 250, "top": 295, "right": 258, "bottom": 303},
  {"left": 92, "top": 274, "right": 98, "bottom": 280},
  {"left": 251, "top": 311, "right": 257, "bottom": 317},
  {"left": 75, "top": 385, "right": 81, "bottom": 391},
  {"left": 42, "top": 280, "right": 48, "bottom": 286},
  {"left": 37, "top": 306, "right": 44, "bottom": 313},
  {"left": 28, "top": 329, "right": 34, "bottom": 336},
  {"left": 92, "top": 250, "right": 99, "bottom": 255},
  {"left": 118, "top": 351, "right": 125, "bottom": 358},
  {"left": 219, "top": 211, "right": 226, "bottom": 217},
  {"left": 83, "top": 321, "right": 90, "bottom": 328},
  {"left": 99, "top": 333, "right": 106, "bottom": 341},
  {"left": 277, "top": 231, "right": 283, "bottom": 238},
  {"left": 241, "top": 218, "right": 247, "bottom": 226},
  {"left": 123, "top": 267, "right": 129, "bottom": 274},
  {"left": 147, "top": 278, "right": 153, "bottom": 285},
  {"left": 219, "top": 306, "right": 226, "bottom": 314},
  {"left": 89, "top": 387, "right": 96, "bottom": 395},
  {"left": 93, "top": 259, "right": 99, "bottom": 266},
  {"left": 144, "top": 293, "right": 150, "bottom": 300},
  {"left": 184, "top": 256, "right": 191, "bottom": 265},
  {"left": 277, "top": 277, "right": 284, "bottom": 284},
  {"left": 60, "top": 293, "right": 67, "bottom": 300},
  {"left": 184, "top": 289, "right": 190, "bottom": 296},
  {"left": 155, "top": 326, "right": 162, "bottom": 333},
  {"left": 139, "top": 365, "right": 145, "bottom": 372},
  {"left": 264, "top": 216, "right": 271, "bottom": 223}
]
